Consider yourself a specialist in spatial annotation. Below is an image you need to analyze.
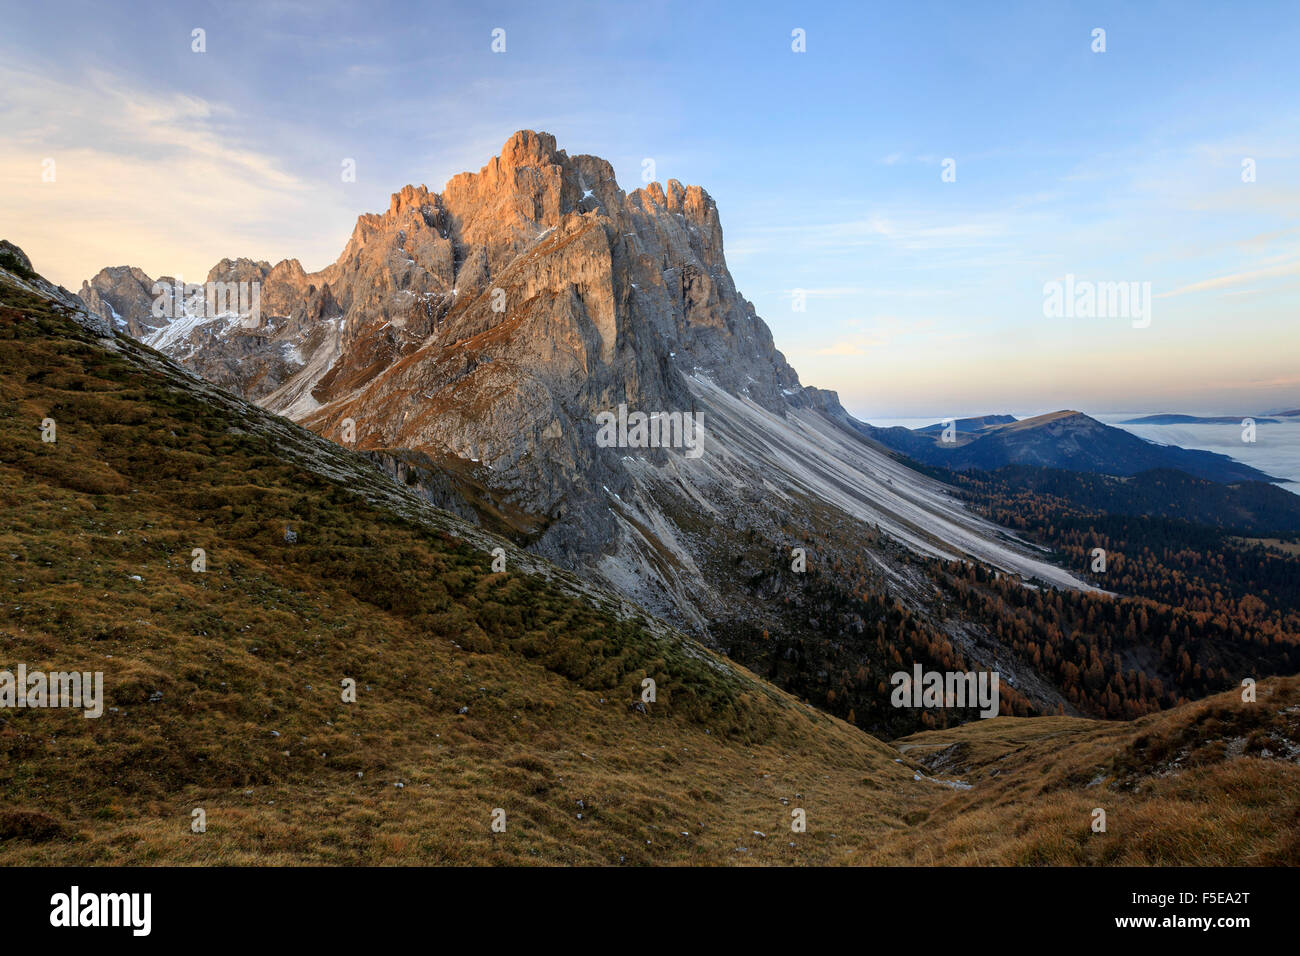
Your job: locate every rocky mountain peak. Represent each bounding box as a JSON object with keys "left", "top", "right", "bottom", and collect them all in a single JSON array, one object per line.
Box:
[
  {"left": 386, "top": 183, "right": 433, "bottom": 217},
  {"left": 206, "top": 257, "right": 273, "bottom": 285},
  {"left": 268, "top": 258, "right": 308, "bottom": 282},
  {"left": 75, "top": 130, "right": 823, "bottom": 522},
  {"left": 499, "top": 128, "right": 562, "bottom": 169}
]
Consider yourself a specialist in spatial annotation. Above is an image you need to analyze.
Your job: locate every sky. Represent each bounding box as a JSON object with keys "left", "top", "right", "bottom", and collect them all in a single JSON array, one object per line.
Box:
[{"left": 2, "top": 0, "right": 1298, "bottom": 420}]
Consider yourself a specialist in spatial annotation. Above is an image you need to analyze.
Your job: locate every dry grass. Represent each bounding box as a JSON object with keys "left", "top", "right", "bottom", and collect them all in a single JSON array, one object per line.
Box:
[{"left": 872, "top": 677, "right": 1300, "bottom": 865}]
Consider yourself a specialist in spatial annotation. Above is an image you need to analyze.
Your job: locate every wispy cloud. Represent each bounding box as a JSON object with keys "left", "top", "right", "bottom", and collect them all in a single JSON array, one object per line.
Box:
[
  {"left": 0, "top": 64, "right": 354, "bottom": 287},
  {"left": 777, "top": 286, "right": 866, "bottom": 298},
  {"left": 1157, "top": 259, "right": 1300, "bottom": 298},
  {"left": 813, "top": 334, "right": 889, "bottom": 356},
  {"left": 738, "top": 210, "right": 1012, "bottom": 258}
]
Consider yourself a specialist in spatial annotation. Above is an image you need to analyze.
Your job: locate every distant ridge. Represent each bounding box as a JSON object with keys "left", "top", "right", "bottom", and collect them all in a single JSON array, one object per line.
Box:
[
  {"left": 1120, "top": 413, "right": 1281, "bottom": 425},
  {"left": 856, "top": 410, "right": 1282, "bottom": 485}
]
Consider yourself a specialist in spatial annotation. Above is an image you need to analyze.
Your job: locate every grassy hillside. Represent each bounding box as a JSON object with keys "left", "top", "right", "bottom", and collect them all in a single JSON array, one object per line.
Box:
[
  {"left": 1, "top": 261, "right": 1297, "bottom": 865},
  {"left": 883, "top": 675, "right": 1300, "bottom": 865}
]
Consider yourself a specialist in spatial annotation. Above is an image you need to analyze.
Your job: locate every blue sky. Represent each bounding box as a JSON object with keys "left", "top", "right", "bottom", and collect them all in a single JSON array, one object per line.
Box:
[{"left": 2, "top": 0, "right": 1298, "bottom": 418}]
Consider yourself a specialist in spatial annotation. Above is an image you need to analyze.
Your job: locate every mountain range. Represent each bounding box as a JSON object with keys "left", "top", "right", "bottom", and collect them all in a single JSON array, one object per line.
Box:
[
  {"left": 1120, "top": 414, "right": 1282, "bottom": 425},
  {"left": 68, "top": 131, "right": 1299, "bottom": 730},
  {"left": 76, "top": 133, "right": 1090, "bottom": 642},
  {"left": 4, "top": 236, "right": 1298, "bottom": 865},
  {"left": 854, "top": 410, "right": 1281, "bottom": 484}
]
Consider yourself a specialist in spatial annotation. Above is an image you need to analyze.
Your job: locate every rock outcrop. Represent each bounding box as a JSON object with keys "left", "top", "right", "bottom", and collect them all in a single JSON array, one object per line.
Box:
[
  {"left": 79, "top": 265, "right": 164, "bottom": 337},
  {"left": 3, "top": 241, "right": 112, "bottom": 337}
]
